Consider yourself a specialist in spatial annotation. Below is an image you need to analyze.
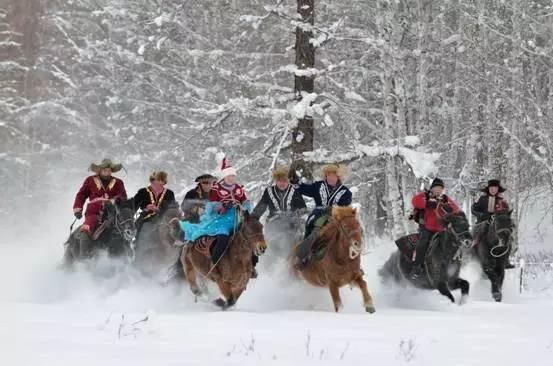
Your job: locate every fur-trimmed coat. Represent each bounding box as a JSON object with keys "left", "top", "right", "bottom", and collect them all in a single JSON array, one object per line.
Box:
[
  {"left": 133, "top": 187, "right": 176, "bottom": 221},
  {"left": 297, "top": 180, "right": 352, "bottom": 208},
  {"left": 253, "top": 185, "right": 306, "bottom": 219}
]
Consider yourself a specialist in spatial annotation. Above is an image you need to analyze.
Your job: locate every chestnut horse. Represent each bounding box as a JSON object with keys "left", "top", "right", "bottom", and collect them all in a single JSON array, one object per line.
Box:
[
  {"left": 292, "top": 206, "right": 375, "bottom": 313},
  {"left": 182, "top": 210, "right": 267, "bottom": 309}
]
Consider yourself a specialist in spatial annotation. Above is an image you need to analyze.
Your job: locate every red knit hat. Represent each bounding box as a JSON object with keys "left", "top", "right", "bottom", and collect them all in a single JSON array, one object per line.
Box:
[{"left": 217, "top": 153, "right": 237, "bottom": 178}]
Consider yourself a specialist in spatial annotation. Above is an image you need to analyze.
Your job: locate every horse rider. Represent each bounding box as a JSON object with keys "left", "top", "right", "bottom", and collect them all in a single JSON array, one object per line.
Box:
[
  {"left": 410, "top": 178, "right": 462, "bottom": 279},
  {"left": 73, "top": 158, "right": 127, "bottom": 237},
  {"left": 179, "top": 156, "right": 257, "bottom": 277},
  {"left": 181, "top": 174, "right": 217, "bottom": 223},
  {"left": 294, "top": 164, "right": 352, "bottom": 268},
  {"left": 252, "top": 165, "right": 307, "bottom": 220},
  {"left": 472, "top": 179, "right": 514, "bottom": 268},
  {"left": 133, "top": 171, "right": 176, "bottom": 239}
]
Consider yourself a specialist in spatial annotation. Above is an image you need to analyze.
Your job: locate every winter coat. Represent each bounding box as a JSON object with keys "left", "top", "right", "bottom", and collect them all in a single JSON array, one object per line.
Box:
[
  {"left": 412, "top": 192, "right": 461, "bottom": 232},
  {"left": 471, "top": 194, "right": 509, "bottom": 222},
  {"left": 252, "top": 185, "right": 306, "bottom": 219},
  {"left": 133, "top": 186, "right": 176, "bottom": 222},
  {"left": 297, "top": 180, "right": 352, "bottom": 208},
  {"left": 73, "top": 175, "right": 127, "bottom": 210}
]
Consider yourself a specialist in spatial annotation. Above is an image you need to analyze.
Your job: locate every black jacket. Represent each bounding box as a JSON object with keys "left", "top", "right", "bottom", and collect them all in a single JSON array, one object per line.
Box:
[
  {"left": 253, "top": 185, "right": 307, "bottom": 219},
  {"left": 471, "top": 194, "right": 509, "bottom": 222},
  {"left": 133, "top": 187, "right": 176, "bottom": 222},
  {"left": 181, "top": 185, "right": 210, "bottom": 222}
]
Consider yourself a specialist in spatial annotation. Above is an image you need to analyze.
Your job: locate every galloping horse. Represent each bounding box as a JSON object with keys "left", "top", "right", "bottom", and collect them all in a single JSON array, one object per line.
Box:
[
  {"left": 63, "top": 199, "right": 136, "bottom": 267},
  {"left": 133, "top": 202, "right": 181, "bottom": 275},
  {"left": 473, "top": 211, "right": 514, "bottom": 302},
  {"left": 380, "top": 213, "right": 473, "bottom": 303},
  {"left": 292, "top": 206, "right": 375, "bottom": 313},
  {"left": 182, "top": 209, "right": 267, "bottom": 309}
]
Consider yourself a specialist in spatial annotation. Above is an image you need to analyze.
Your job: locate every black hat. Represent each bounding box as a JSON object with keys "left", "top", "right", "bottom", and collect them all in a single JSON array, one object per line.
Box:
[
  {"left": 195, "top": 174, "right": 216, "bottom": 183},
  {"left": 430, "top": 178, "right": 445, "bottom": 189},
  {"left": 483, "top": 179, "right": 506, "bottom": 193}
]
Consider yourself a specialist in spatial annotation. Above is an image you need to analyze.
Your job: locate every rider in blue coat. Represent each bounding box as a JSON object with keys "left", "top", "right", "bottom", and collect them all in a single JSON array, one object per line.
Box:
[{"left": 293, "top": 164, "right": 352, "bottom": 267}]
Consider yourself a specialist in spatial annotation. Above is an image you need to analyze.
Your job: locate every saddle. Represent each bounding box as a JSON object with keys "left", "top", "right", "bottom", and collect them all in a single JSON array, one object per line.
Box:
[{"left": 394, "top": 233, "right": 420, "bottom": 260}]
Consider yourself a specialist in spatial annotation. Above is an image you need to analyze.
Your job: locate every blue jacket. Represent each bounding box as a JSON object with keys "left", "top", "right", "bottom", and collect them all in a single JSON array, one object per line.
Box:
[
  {"left": 298, "top": 181, "right": 352, "bottom": 208},
  {"left": 180, "top": 200, "right": 252, "bottom": 242}
]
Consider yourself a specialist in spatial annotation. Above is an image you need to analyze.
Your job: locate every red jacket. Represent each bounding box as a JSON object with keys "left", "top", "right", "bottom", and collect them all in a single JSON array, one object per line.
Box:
[
  {"left": 73, "top": 175, "right": 127, "bottom": 209},
  {"left": 209, "top": 182, "right": 247, "bottom": 204},
  {"left": 412, "top": 192, "right": 461, "bottom": 232}
]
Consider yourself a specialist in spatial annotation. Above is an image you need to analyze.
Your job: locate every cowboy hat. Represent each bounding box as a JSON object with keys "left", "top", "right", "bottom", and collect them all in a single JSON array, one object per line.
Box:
[
  {"left": 195, "top": 174, "right": 217, "bottom": 183},
  {"left": 482, "top": 179, "right": 506, "bottom": 193},
  {"left": 89, "top": 158, "right": 123, "bottom": 173}
]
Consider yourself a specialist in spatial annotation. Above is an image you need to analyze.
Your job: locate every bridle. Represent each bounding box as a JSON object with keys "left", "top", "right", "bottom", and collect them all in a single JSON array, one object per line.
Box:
[
  {"left": 446, "top": 218, "right": 472, "bottom": 249},
  {"left": 333, "top": 215, "right": 364, "bottom": 259},
  {"left": 485, "top": 214, "right": 513, "bottom": 258},
  {"left": 111, "top": 204, "right": 136, "bottom": 242}
]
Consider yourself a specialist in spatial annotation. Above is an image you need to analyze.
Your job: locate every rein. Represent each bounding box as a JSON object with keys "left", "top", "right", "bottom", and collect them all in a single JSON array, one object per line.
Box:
[{"left": 485, "top": 215, "right": 513, "bottom": 258}]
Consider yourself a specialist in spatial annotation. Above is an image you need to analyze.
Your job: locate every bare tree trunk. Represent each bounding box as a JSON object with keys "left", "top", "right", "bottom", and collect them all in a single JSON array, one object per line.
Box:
[{"left": 291, "top": 0, "right": 315, "bottom": 180}]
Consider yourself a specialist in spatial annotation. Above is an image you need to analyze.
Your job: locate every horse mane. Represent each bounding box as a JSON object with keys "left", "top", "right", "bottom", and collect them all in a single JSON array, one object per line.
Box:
[{"left": 331, "top": 206, "right": 357, "bottom": 221}]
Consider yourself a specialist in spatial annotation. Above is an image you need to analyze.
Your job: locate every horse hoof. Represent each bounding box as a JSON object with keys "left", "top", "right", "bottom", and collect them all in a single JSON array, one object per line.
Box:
[
  {"left": 492, "top": 292, "right": 502, "bottom": 302},
  {"left": 213, "top": 298, "right": 228, "bottom": 309},
  {"left": 459, "top": 295, "right": 469, "bottom": 306},
  {"left": 365, "top": 305, "right": 376, "bottom": 314}
]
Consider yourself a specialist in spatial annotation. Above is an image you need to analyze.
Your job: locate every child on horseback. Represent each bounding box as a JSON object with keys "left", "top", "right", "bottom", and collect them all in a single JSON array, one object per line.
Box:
[
  {"left": 179, "top": 155, "right": 256, "bottom": 277},
  {"left": 294, "top": 164, "right": 352, "bottom": 268},
  {"left": 410, "top": 178, "right": 461, "bottom": 279}
]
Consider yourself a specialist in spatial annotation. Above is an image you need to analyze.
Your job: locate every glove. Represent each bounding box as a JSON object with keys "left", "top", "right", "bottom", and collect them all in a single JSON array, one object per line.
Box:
[
  {"left": 426, "top": 198, "right": 438, "bottom": 209},
  {"left": 73, "top": 208, "right": 83, "bottom": 220}
]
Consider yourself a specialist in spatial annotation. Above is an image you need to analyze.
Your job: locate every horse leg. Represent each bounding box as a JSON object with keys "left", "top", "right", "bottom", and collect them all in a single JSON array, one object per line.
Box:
[
  {"left": 183, "top": 255, "right": 202, "bottom": 296},
  {"left": 449, "top": 278, "right": 470, "bottom": 305},
  {"left": 493, "top": 261, "right": 506, "bottom": 303},
  {"left": 214, "top": 279, "right": 234, "bottom": 310},
  {"left": 437, "top": 281, "right": 455, "bottom": 303},
  {"left": 353, "top": 276, "right": 375, "bottom": 314},
  {"left": 483, "top": 261, "right": 502, "bottom": 302},
  {"left": 329, "top": 282, "right": 343, "bottom": 312}
]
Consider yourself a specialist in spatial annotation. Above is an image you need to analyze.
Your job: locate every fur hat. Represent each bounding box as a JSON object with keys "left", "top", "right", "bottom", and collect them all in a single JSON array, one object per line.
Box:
[
  {"left": 272, "top": 166, "right": 290, "bottom": 181},
  {"left": 217, "top": 153, "right": 237, "bottom": 178},
  {"left": 482, "top": 179, "right": 506, "bottom": 193},
  {"left": 89, "top": 158, "right": 123, "bottom": 174},
  {"left": 320, "top": 164, "right": 348, "bottom": 180},
  {"left": 430, "top": 178, "right": 445, "bottom": 189},
  {"left": 149, "top": 171, "right": 168, "bottom": 184}
]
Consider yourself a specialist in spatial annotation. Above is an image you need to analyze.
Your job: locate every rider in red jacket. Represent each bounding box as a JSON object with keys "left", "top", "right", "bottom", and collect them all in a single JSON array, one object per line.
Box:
[{"left": 410, "top": 178, "right": 461, "bottom": 279}]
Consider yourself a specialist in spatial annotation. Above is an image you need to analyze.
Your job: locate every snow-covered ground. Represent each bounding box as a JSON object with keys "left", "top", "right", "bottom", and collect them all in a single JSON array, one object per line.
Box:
[{"left": 1, "top": 232, "right": 552, "bottom": 366}]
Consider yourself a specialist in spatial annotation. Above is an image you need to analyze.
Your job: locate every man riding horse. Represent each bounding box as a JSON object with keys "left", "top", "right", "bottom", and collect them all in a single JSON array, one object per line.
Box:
[
  {"left": 133, "top": 171, "right": 177, "bottom": 239},
  {"left": 252, "top": 166, "right": 307, "bottom": 220},
  {"left": 472, "top": 179, "right": 514, "bottom": 269},
  {"left": 410, "top": 178, "right": 462, "bottom": 279},
  {"left": 73, "top": 159, "right": 127, "bottom": 237},
  {"left": 179, "top": 156, "right": 258, "bottom": 278},
  {"left": 294, "top": 164, "right": 353, "bottom": 268},
  {"left": 181, "top": 174, "right": 217, "bottom": 223}
]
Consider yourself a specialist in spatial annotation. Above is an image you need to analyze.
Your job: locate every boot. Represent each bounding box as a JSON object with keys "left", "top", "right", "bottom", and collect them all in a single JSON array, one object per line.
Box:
[{"left": 295, "top": 228, "right": 321, "bottom": 269}]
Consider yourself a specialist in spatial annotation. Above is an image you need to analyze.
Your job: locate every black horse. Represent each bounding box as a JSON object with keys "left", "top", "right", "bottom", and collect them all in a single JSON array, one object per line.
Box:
[
  {"left": 472, "top": 211, "right": 514, "bottom": 302},
  {"left": 133, "top": 202, "right": 181, "bottom": 276},
  {"left": 379, "top": 213, "right": 473, "bottom": 303},
  {"left": 63, "top": 199, "right": 136, "bottom": 267}
]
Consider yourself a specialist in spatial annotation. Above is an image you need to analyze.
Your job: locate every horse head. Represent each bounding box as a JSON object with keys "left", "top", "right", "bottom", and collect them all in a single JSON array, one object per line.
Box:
[
  {"left": 486, "top": 210, "right": 514, "bottom": 256},
  {"left": 106, "top": 199, "right": 137, "bottom": 242},
  {"left": 330, "top": 206, "right": 364, "bottom": 259},
  {"left": 442, "top": 212, "right": 473, "bottom": 249},
  {"left": 240, "top": 210, "right": 267, "bottom": 256}
]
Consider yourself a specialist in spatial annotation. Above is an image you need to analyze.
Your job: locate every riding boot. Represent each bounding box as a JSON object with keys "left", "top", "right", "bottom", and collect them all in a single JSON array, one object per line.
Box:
[
  {"left": 410, "top": 229, "right": 432, "bottom": 279},
  {"left": 211, "top": 235, "right": 230, "bottom": 264},
  {"left": 295, "top": 227, "right": 321, "bottom": 269},
  {"left": 505, "top": 261, "right": 516, "bottom": 270}
]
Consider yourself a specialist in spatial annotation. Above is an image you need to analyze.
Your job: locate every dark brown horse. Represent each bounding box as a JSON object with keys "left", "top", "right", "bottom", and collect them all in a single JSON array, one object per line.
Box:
[
  {"left": 133, "top": 203, "right": 181, "bottom": 275},
  {"left": 182, "top": 210, "right": 267, "bottom": 309},
  {"left": 292, "top": 206, "right": 375, "bottom": 313}
]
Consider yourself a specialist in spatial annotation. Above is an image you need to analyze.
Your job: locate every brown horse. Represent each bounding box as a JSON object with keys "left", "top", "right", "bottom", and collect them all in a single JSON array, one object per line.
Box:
[
  {"left": 181, "top": 210, "right": 267, "bottom": 309},
  {"left": 292, "top": 206, "right": 375, "bottom": 313}
]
